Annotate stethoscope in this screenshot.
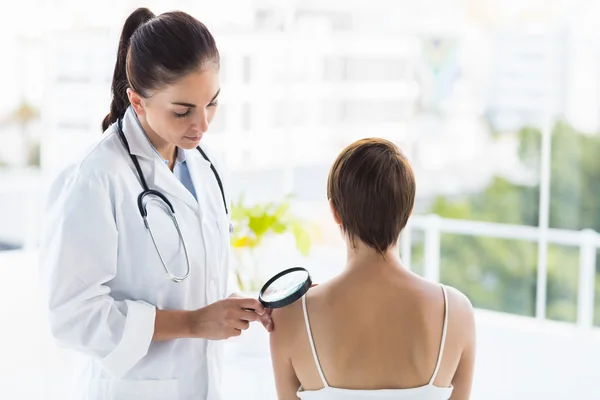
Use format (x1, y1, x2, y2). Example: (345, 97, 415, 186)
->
(117, 118, 228, 283)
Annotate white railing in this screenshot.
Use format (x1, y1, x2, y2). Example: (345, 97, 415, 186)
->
(405, 214, 599, 329)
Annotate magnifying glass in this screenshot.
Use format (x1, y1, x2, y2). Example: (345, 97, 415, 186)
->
(258, 267, 312, 309)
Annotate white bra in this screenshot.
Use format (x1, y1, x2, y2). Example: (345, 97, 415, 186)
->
(297, 285, 453, 400)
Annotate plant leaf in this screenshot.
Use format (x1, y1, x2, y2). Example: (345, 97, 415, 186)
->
(274, 200, 290, 218)
(271, 221, 287, 234)
(292, 221, 311, 256)
(232, 236, 257, 248)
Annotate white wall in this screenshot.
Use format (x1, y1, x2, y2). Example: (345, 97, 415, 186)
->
(1, 250, 600, 399)
(471, 310, 600, 399)
(0, 171, 43, 247)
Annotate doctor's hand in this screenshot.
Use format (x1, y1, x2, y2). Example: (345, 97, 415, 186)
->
(189, 297, 269, 340)
(229, 292, 273, 333)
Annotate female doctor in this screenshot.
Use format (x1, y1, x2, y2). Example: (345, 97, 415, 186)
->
(38, 8, 272, 400)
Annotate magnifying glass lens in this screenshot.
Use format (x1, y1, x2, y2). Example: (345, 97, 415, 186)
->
(261, 270, 309, 303)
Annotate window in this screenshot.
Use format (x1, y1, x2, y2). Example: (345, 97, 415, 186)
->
(210, 104, 226, 133)
(324, 57, 408, 82)
(242, 56, 252, 84)
(273, 100, 307, 127)
(320, 99, 410, 125)
(242, 103, 252, 131)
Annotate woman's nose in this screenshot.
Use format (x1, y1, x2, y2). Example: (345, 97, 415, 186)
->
(192, 112, 209, 133)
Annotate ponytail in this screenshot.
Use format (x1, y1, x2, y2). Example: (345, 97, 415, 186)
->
(102, 9, 219, 132)
(101, 8, 155, 132)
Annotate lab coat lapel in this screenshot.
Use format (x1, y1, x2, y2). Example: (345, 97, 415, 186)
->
(121, 107, 199, 213)
(152, 158, 199, 213)
(186, 148, 217, 218)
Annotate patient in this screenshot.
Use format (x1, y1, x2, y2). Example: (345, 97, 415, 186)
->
(270, 138, 475, 400)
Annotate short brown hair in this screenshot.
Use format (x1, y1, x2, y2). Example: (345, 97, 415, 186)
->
(327, 138, 415, 253)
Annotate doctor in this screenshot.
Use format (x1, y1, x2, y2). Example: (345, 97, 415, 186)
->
(39, 7, 272, 400)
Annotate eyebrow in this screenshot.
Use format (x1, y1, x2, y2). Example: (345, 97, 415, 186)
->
(171, 88, 221, 108)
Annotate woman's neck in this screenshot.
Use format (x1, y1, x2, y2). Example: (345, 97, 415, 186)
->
(137, 114, 177, 170)
(345, 239, 404, 272)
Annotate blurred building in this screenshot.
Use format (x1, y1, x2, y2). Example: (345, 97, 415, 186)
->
(36, 0, 600, 217)
(484, 27, 570, 133)
(40, 0, 422, 204)
(484, 4, 600, 134)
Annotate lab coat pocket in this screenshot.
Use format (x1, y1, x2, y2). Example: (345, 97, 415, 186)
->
(89, 378, 179, 400)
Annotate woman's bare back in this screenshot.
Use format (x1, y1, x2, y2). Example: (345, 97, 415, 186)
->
(271, 264, 475, 399)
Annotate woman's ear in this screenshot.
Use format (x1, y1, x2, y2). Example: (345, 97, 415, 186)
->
(328, 198, 342, 226)
(126, 88, 146, 117)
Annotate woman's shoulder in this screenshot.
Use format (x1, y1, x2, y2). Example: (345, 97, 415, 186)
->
(441, 284, 474, 319)
(419, 280, 474, 328)
(405, 276, 475, 342)
(65, 130, 127, 178)
(270, 284, 328, 352)
(82, 128, 127, 168)
(271, 292, 307, 338)
(441, 284, 476, 346)
(47, 131, 127, 198)
(410, 272, 474, 317)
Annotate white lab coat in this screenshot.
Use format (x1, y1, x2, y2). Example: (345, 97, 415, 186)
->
(39, 107, 233, 400)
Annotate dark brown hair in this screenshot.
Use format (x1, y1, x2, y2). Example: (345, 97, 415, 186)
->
(327, 138, 416, 254)
(102, 8, 220, 131)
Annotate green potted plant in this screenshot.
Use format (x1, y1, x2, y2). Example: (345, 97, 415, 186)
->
(230, 194, 313, 293)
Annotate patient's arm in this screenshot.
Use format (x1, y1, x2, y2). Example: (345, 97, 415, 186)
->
(449, 289, 476, 400)
(270, 308, 302, 400)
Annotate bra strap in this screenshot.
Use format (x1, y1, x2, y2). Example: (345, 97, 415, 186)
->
(429, 284, 449, 385)
(302, 295, 329, 388)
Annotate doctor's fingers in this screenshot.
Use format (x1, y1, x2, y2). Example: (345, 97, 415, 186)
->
(230, 318, 250, 331)
(236, 309, 262, 322)
(258, 311, 274, 332)
(230, 298, 266, 315)
(228, 328, 243, 338)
